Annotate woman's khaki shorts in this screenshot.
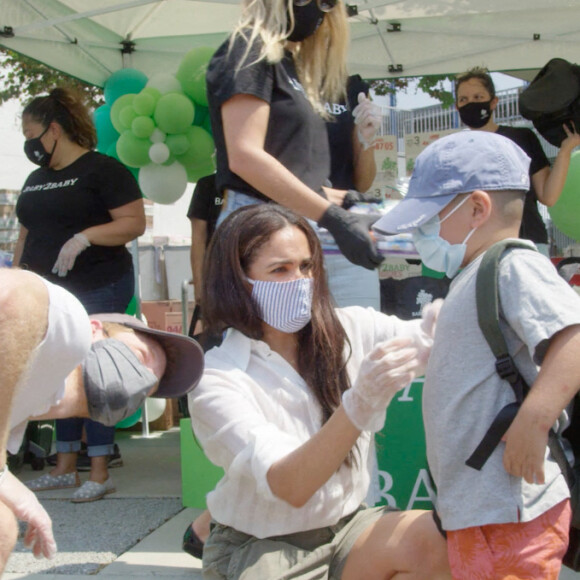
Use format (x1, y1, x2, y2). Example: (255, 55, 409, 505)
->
(202, 505, 396, 580)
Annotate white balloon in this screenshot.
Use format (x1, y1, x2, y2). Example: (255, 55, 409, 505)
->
(146, 72, 182, 95)
(139, 398, 166, 423)
(150, 127, 166, 144)
(149, 142, 170, 164)
(139, 162, 188, 204)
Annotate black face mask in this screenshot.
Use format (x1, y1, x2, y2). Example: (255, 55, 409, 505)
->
(288, 2, 325, 42)
(458, 100, 493, 129)
(24, 125, 55, 167)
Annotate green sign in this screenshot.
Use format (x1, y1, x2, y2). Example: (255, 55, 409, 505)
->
(374, 379, 436, 510)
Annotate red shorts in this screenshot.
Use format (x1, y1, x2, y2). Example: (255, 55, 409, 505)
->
(447, 499, 571, 580)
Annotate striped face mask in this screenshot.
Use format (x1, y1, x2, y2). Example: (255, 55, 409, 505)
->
(248, 277, 313, 333)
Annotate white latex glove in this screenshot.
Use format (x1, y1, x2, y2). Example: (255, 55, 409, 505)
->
(342, 337, 419, 432)
(52, 233, 90, 277)
(417, 298, 443, 366)
(352, 92, 381, 150)
(395, 298, 444, 374)
(0, 468, 57, 559)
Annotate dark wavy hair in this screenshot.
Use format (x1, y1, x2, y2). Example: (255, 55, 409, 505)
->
(23, 87, 97, 150)
(455, 66, 496, 101)
(202, 204, 353, 429)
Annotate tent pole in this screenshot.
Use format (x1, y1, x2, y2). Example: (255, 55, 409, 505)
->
(118, 49, 150, 437)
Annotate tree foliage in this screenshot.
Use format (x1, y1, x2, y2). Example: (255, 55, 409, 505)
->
(0, 48, 103, 108)
(372, 74, 456, 109)
(0, 47, 456, 110)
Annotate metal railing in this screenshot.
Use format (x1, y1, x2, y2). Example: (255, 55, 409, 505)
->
(377, 87, 574, 254)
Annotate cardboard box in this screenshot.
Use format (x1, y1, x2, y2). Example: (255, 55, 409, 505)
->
(141, 300, 174, 331)
(165, 311, 187, 335)
(141, 300, 194, 333)
(149, 398, 180, 431)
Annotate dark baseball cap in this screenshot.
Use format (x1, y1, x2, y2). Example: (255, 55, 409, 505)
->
(93, 313, 204, 398)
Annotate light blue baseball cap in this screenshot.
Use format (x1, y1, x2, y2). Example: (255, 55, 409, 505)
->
(373, 130, 531, 235)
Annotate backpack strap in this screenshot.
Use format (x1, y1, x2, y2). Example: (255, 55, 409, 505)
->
(466, 241, 576, 489)
(476, 240, 533, 401)
(466, 240, 537, 470)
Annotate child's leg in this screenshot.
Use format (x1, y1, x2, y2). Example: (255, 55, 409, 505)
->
(447, 499, 571, 580)
(340, 509, 450, 579)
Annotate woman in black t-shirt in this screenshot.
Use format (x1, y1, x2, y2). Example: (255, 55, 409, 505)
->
(455, 66, 580, 254)
(206, 0, 382, 273)
(15, 88, 146, 503)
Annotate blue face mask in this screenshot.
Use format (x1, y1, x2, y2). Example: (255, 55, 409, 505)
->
(412, 196, 476, 279)
(247, 277, 313, 333)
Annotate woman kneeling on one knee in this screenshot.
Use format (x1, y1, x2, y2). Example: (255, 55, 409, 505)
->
(188, 204, 450, 579)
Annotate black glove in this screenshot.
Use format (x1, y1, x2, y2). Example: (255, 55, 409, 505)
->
(342, 189, 381, 210)
(318, 204, 384, 270)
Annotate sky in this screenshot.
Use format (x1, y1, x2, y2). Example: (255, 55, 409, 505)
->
(1, 99, 35, 190)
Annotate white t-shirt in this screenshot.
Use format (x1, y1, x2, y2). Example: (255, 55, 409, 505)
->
(8, 276, 91, 454)
(188, 306, 423, 538)
(424, 243, 580, 531)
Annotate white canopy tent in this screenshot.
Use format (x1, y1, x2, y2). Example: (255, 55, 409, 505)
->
(1, 0, 579, 86)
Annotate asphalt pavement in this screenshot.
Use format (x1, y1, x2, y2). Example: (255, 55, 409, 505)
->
(4, 427, 203, 579)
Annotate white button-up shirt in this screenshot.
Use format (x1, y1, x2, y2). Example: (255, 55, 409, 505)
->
(188, 306, 423, 538)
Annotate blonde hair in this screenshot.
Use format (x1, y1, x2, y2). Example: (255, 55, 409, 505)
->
(231, 0, 348, 115)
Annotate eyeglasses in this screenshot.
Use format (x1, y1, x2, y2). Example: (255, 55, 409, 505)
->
(293, 0, 338, 13)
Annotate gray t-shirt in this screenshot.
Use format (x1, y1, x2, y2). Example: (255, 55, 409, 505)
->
(424, 241, 580, 531)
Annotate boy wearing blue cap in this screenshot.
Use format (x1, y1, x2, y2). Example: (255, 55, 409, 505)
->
(374, 130, 580, 578)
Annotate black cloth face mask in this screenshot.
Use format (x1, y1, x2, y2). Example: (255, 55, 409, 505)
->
(458, 100, 493, 129)
(24, 125, 55, 167)
(288, 2, 325, 42)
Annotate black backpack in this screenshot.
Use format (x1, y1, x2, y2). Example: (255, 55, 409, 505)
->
(466, 239, 580, 571)
(519, 58, 580, 147)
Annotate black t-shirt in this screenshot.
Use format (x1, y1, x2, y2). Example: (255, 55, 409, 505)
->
(325, 75, 370, 190)
(206, 34, 330, 201)
(495, 125, 550, 244)
(186, 174, 222, 243)
(17, 151, 142, 293)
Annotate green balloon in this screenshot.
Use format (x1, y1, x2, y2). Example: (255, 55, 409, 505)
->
(202, 114, 213, 136)
(175, 125, 214, 169)
(154, 93, 195, 134)
(186, 161, 216, 184)
(94, 104, 119, 153)
(110, 94, 136, 134)
(166, 133, 190, 156)
(193, 104, 209, 127)
(104, 68, 148, 106)
(176, 46, 215, 106)
(119, 105, 138, 131)
(133, 92, 156, 117)
(141, 86, 161, 101)
(116, 130, 151, 168)
(116, 408, 142, 429)
(106, 142, 140, 182)
(125, 295, 138, 315)
(132, 115, 156, 139)
(549, 150, 580, 241)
